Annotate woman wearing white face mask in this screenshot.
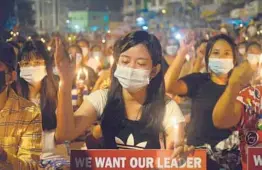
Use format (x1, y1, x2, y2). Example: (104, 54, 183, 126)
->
(54, 31, 194, 157)
(85, 45, 106, 74)
(246, 42, 262, 84)
(77, 39, 90, 59)
(165, 34, 242, 170)
(246, 42, 262, 69)
(67, 44, 98, 111)
(17, 40, 69, 169)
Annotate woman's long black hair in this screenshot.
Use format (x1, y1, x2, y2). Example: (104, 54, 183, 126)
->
(100, 30, 167, 148)
(17, 40, 58, 131)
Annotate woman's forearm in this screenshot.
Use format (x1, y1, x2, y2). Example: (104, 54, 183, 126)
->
(55, 81, 75, 143)
(212, 84, 242, 129)
(165, 54, 186, 94)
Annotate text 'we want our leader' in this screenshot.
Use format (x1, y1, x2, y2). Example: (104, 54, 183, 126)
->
(73, 157, 203, 169)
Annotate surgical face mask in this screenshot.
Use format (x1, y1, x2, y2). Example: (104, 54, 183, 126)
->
(114, 65, 151, 93)
(185, 54, 191, 62)
(81, 47, 89, 56)
(76, 53, 82, 65)
(202, 58, 206, 65)
(220, 28, 228, 34)
(20, 66, 47, 84)
(53, 67, 59, 75)
(247, 54, 260, 65)
(69, 53, 82, 65)
(92, 51, 102, 61)
(0, 71, 6, 93)
(166, 46, 178, 56)
(247, 26, 257, 37)
(239, 48, 246, 55)
(208, 58, 234, 75)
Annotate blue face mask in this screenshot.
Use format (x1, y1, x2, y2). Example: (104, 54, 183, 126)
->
(208, 58, 234, 75)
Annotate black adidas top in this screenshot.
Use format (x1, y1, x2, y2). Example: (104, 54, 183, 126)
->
(114, 119, 161, 149)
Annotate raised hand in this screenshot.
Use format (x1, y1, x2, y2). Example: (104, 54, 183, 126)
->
(54, 38, 76, 83)
(228, 61, 254, 88)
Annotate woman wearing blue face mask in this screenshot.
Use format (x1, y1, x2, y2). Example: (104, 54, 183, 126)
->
(54, 31, 193, 156)
(165, 34, 241, 170)
(17, 40, 69, 169)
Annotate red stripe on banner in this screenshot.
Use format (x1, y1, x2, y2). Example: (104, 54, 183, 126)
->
(70, 149, 207, 170)
(248, 147, 262, 170)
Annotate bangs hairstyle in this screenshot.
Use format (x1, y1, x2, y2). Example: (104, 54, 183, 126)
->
(77, 39, 90, 48)
(246, 41, 262, 52)
(101, 31, 167, 148)
(18, 40, 58, 131)
(19, 40, 49, 62)
(205, 34, 238, 72)
(195, 39, 208, 51)
(68, 44, 82, 53)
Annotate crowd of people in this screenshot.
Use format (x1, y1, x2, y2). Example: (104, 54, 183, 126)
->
(0, 23, 262, 170)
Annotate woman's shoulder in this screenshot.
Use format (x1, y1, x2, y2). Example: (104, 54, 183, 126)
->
(164, 99, 180, 110)
(164, 99, 183, 116)
(162, 99, 185, 129)
(89, 89, 109, 97)
(85, 89, 109, 105)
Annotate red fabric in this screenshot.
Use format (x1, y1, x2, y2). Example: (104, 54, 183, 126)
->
(236, 85, 262, 170)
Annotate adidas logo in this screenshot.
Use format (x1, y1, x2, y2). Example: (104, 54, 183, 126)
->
(115, 134, 147, 150)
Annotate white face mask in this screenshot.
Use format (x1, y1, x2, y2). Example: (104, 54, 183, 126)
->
(53, 67, 59, 75)
(114, 65, 151, 93)
(208, 58, 234, 75)
(247, 54, 260, 65)
(92, 52, 102, 61)
(76, 53, 82, 65)
(239, 48, 246, 55)
(69, 53, 82, 65)
(247, 26, 257, 37)
(220, 28, 228, 34)
(185, 54, 192, 62)
(81, 47, 89, 56)
(20, 66, 47, 84)
(166, 46, 178, 56)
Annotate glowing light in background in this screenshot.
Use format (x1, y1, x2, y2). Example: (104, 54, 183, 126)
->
(142, 26, 148, 30)
(47, 46, 52, 51)
(175, 33, 182, 40)
(74, 25, 79, 29)
(41, 38, 46, 43)
(136, 17, 145, 26)
(161, 9, 167, 14)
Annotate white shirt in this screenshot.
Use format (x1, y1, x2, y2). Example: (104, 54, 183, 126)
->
(80, 89, 185, 131)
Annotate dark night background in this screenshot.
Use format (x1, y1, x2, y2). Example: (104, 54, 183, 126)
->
(0, 0, 123, 39)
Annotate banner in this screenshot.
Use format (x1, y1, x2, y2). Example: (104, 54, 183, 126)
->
(248, 147, 262, 170)
(71, 149, 206, 170)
